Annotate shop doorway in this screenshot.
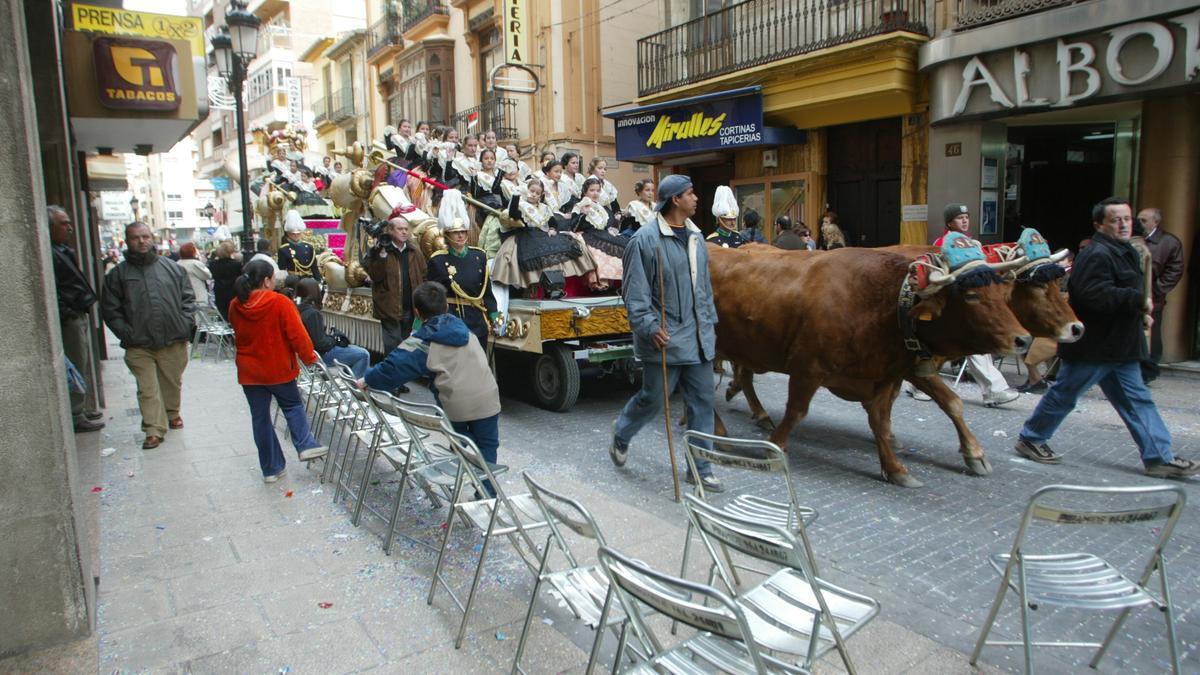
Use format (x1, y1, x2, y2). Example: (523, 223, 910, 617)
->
(1004, 124, 1114, 251)
(679, 162, 734, 234)
(826, 118, 901, 247)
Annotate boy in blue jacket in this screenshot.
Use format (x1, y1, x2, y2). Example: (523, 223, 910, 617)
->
(360, 282, 503, 484)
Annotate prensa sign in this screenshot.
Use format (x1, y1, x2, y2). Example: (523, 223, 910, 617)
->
(93, 36, 181, 111)
(927, 9, 1200, 123)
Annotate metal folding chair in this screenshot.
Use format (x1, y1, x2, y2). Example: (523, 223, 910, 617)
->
(679, 431, 819, 589)
(596, 545, 810, 674)
(327, 362, 398, 520)
(365, 391, 459, 554)
(971, 484, 1186, 674)
(684, 495, 879, 674)
(513, 472, 640, 675)
(427, 427, 549, 649)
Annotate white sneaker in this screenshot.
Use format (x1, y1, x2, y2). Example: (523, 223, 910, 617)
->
(983, 389, 1020, 408)
(298, 445, 328, 461)
(263, 466, 287, 483)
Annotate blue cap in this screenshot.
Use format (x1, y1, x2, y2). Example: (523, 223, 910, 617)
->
(654, 174, 693, 213)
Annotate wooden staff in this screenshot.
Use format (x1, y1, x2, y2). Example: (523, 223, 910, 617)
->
(656, 246, 682, 502)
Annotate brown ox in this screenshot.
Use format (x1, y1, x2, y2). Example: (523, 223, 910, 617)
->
(724, 245, 1083, 477)
(708, 245, 1031, 487)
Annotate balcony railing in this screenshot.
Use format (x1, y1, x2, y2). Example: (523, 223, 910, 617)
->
(313, 96, 330, 126)
(367, 13, 402, 59)
(955, 0, 1085, 29)
(451, 96, 518, 142)
(332, 86, 355, 123)
(402, 0, 448, 30)
(637, 0, 928, 97)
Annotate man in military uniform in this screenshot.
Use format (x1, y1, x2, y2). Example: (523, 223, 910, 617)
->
(426, 191, 498, 349)
(705, 185, 745, 248)
(278, 210, 322, 282)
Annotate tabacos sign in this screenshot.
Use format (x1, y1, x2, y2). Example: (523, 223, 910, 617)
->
(930, 9, 1200, 122)
(612, 91, 764, 161)
(92, 36, 181, 111)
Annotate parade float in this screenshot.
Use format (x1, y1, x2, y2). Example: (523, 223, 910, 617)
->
(314, 137, 635, 412)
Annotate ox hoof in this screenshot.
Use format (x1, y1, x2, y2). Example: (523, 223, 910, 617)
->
(886, 471, 924, 488)
(752, 414, 775, 431)
(724, 385, 740, 402)
(964, 455, 993, 476)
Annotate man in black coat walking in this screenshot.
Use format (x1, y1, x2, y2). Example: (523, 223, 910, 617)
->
(1013, 197, 1198, 478)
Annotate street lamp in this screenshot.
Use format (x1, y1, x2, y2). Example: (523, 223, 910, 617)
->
(210, 0, 261, 251)
(201, 201, 215, 231)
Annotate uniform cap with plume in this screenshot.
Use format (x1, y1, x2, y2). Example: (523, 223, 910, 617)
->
(438, 189, 470, 233)
(711, 185, 739, 220)
(284, 209, 306, 233)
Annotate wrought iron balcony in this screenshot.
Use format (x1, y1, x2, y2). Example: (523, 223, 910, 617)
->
(955, 0, 1086, 29)
(312, 96, 330, 126)
(637, 0, 928, 97)
(331, 86, 355, 124)
(367, 13, 402, 59)
(402, 0, 448, 31)
(451, 97, 518, 142)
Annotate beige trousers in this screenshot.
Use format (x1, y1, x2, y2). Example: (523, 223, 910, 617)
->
(61, 313, 95, 421)
(124, 341, 189, 437)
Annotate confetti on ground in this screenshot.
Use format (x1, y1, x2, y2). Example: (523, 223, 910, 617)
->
(91, 486, 103, 493)
(495, 631, 506, 640)
(203, 536, 213, 542)
(127, 472, 135, 478)
(992, 430, 1009, 438)
(100, 447, 116, 457)
(285, 491, 294, 498)
(279, 667, 290, 674)
(155, 525, 166, 530)
(541, 617, 554, 626)
(317, 602, 333, 609)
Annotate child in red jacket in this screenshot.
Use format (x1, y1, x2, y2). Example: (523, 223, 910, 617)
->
(229, 260, 327, 482)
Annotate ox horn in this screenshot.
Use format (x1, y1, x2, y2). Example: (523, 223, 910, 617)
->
(1048, 248, 1069, 263)
(987, 256, 1028, 273)
(926, 266, 959, 288)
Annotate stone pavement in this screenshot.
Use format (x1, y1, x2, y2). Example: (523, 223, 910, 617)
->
(14, 332, 1006, 675)
(10, 329, 1199, 673)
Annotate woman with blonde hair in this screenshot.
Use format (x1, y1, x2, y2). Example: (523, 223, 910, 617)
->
(819, 210, 847, 249)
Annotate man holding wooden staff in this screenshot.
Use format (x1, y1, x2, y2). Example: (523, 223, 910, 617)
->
(609, 174, 724, 493)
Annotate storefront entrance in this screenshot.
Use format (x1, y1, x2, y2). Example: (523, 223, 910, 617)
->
(826, 118, 901, 247)
(1003, 124, 1115, 251)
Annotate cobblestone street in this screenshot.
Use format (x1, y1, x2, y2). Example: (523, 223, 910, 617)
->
(54, 336, 1200, 673)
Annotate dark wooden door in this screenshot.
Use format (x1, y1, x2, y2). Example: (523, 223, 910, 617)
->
(827, 118, 902, 247)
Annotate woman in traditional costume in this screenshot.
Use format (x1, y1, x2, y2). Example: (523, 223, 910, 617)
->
(540, 160, 565, 212)
(559, 151, 584, 212)
(563, 177, 625, 288)
(492, 177, 598, 291)
(587, 158, 620, 217)
(621, 179, 655, 237)
(471, 148, 504, 254)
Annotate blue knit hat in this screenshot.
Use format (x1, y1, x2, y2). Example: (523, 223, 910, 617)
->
(655, 174, 693, 213)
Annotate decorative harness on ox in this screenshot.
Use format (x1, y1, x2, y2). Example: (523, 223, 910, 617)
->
(898, 231, 1031, 376)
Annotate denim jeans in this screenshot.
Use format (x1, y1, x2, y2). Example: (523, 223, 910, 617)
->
(615, 360, 714, 477)
(322, 345, 371, 379)
(451, 413, 500, 497)
(1020, 359, 1174, 466)
(243, 380, 323, 477)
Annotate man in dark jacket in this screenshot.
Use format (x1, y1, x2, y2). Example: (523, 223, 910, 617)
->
(1013, 197, 1198, 478)
(50, 205, 104, 432)
(772, 215, 804, 250)
(102, 222, 196, 449)
(1138, 207, 1185, 382)
(366, 213, 427, 354)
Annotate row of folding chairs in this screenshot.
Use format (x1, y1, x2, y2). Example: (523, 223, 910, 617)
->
(191, 308, 235, 360)
(286, 362, 1185, 674)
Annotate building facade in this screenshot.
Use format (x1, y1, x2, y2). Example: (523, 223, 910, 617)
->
(922, 0, 1200, 361)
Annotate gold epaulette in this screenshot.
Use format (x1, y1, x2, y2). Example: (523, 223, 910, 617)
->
(429, 249, 449, 258)
(705, 232, 719, 240)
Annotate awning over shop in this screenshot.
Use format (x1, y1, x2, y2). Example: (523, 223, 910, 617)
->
(85, 154, 128, 191)
(603, 87, 804, 164)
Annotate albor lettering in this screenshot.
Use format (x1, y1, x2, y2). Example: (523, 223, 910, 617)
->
(644, 112, 727, 149)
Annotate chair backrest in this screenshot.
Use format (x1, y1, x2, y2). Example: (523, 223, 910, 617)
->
(523, 472, 607, 568)
(373, 393, 452, 466)
(443, 427, 501, 494)
(597, 545, 777, 673)
(683, 494, 810, 576)
(1012, 484, 1187, 563)
(682, 430, 804, 526)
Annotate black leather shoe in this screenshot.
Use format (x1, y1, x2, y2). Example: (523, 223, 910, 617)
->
(84, 410, 104, 421)
(74, 419, 105, 432)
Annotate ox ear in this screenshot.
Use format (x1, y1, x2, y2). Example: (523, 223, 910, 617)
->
(910, 292, 947, 322)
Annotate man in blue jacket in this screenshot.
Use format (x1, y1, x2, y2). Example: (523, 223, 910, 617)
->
(610, 174, 723, 492)
(360, 282, 502, 484)
(1014, 197, 1198, 478)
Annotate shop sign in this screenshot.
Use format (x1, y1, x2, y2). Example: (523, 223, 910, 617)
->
(93, 37, 181, 111)
(930, 9, 1200, 122)
(503, 0, 528, 65)
(72, 2, 204, 57)
(99, 191, 133, 222)
(613, 92, 764, 160)
(210, 177, 231, 191)
(286, 77, 303, 127)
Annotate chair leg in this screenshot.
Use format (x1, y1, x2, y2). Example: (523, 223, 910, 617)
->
(672, 522, 695, 636)
(971, 561, 1015, 666)
(456, 514, 500, 648)
(512, 537, 553, 675)
(351, 445, 379, 526)
(586, 589, 615, 675)
(611, 621, 629, 675)
(428, 474, 465, 606)
(383, 469, 413, 556)
(1017, 561, 1034, 674)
